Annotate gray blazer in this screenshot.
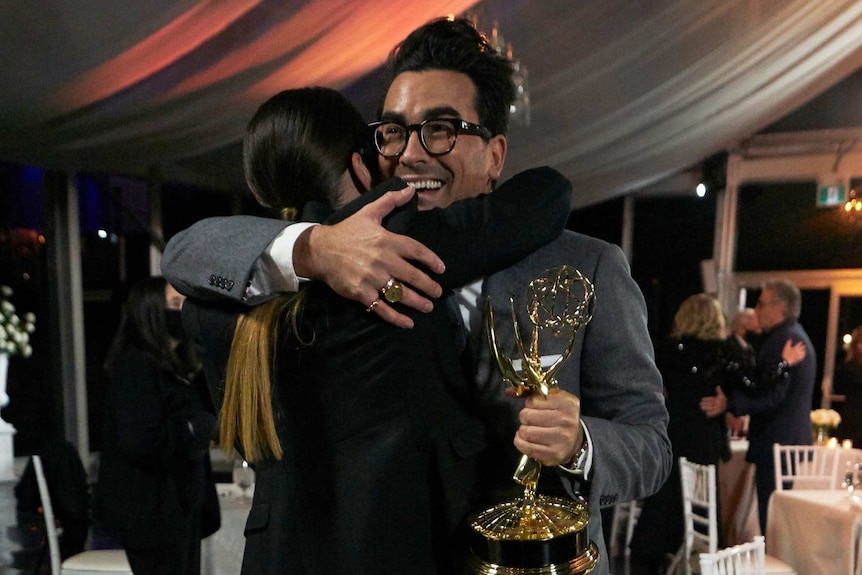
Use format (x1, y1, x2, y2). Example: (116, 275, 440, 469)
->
(472, 231, 671, 575)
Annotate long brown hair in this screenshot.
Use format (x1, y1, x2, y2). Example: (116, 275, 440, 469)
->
(220, 88, 368, 462)
(104, 276, 199, 380)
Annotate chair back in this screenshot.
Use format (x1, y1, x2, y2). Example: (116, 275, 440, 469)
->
(699, 535, 766, 575)
(773, 444, 840, 490)
(32, 454, 133, 575)
(670, 457, 719, 575)
(32, 455, 62, 575)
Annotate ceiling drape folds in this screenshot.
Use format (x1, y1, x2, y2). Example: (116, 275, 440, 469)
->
(1, 0, 861, 207)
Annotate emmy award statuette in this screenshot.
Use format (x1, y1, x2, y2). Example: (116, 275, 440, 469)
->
(466, 266, 599, 575)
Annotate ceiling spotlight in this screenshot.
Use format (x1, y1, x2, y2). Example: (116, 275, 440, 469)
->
(696, 183, 707, 197)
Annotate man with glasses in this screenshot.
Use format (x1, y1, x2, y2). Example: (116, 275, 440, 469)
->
(164, 17, 670, 573)
(728, 278, 815, 533)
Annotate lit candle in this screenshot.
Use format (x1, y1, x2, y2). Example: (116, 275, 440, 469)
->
(827, 437, 838, 448)
(842, 439, 853, 449)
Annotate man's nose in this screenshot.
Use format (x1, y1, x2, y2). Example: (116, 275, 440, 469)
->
(399, 129, 428, 164)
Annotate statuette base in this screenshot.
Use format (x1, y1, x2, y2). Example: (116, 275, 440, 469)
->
(467, 495, 598, 574)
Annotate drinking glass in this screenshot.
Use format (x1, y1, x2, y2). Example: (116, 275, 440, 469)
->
(841, 462, 861, 501)
(232, 458, 255, 500)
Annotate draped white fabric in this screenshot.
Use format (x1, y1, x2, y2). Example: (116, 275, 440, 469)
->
(1, 0, 861, 208)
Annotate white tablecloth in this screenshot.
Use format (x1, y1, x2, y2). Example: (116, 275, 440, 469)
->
(766, 489, 862, 575)
(202, 483, 252, 575)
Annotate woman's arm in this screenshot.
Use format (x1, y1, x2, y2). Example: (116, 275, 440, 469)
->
(329, 167, 572, 291)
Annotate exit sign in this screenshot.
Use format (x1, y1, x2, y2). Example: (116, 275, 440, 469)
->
(817, 185, 847, 207)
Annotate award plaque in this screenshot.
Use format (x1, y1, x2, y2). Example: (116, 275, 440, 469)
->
(467, 266, 599, 575)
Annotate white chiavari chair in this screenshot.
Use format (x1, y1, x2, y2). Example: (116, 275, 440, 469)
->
(773, 443, 841, 491)
(32, 455, 132, 575)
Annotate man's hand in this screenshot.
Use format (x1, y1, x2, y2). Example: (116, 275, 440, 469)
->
(699, 385, 727, 418)
(512, 389, 583, 467)
(293, 187, 445, 328)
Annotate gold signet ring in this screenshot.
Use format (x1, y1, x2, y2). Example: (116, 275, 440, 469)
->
(366, 298, 381, 313)
(380, 278, 404, 303)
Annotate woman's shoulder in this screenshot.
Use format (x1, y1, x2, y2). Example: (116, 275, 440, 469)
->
(659, 336, 723, 354)
(658, 337, 725, 372)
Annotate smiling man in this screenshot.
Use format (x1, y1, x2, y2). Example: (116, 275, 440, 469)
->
(374, 70, 506, 210)
(162, 17, 670, 574)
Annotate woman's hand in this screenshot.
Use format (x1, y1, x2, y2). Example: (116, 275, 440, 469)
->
(781, 339, 806, 366)
(699, 385, 727, 418)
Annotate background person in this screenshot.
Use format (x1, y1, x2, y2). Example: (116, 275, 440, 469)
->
(163, 18, 672, 574)
(727, 278, 815, 533)
(833, 325, 862, 446)
(95, 277, 219, 575)
(629, 294, 731, 574)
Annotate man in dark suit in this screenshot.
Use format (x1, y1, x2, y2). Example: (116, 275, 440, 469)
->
(163, 18, 671, 575)
(728, 279, 816, 532)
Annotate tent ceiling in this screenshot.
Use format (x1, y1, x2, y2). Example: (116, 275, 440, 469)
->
(2, 0, 862, 209)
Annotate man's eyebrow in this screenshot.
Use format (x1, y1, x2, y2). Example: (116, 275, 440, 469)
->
(379, 111, 407, 124)
(378, 106, 463, 124)
(422, 105, 461, 119)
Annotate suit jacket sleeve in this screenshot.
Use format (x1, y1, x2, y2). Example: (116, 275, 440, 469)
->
(162, 167, 571, 302)
(162, 216, 291, 303)
(476, 234, 671, 510)
(562, 242, 671, 505)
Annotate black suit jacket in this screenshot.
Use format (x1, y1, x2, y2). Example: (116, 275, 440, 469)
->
(182, 167, 571, 574)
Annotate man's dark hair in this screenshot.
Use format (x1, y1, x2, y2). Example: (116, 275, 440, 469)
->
(389, 17, 515, 137)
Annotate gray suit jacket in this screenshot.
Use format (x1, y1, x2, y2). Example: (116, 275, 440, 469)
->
(472, 231, 671, 575)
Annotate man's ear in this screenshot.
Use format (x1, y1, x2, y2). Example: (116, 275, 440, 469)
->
(351, 152, 372, 192)
(487, 135, 507, 181)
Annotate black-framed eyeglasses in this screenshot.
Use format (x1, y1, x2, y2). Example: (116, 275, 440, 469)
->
(368, 118, 493, 158)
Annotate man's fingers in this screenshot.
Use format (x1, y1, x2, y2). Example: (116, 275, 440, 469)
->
(386, 234, 446, 279)
(368, 299, 414, 329)
(364, 285, 433, 327)
(395, 285, 434, 314)
(362, 186, 416, 223)
(385, 253, 443, 299)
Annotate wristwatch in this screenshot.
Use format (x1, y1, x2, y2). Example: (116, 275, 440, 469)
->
(568, 440, 590, 475)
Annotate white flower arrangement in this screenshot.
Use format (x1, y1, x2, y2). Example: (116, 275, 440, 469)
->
(810, 408, 841, 429)
(0, 285, 36, 358)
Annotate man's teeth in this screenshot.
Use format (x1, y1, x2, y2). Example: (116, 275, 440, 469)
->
(407, 180, 442, 190)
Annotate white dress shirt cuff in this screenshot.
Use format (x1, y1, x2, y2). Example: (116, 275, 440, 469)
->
(558, 420, 594, 479)
(244, 222, 317, 302)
